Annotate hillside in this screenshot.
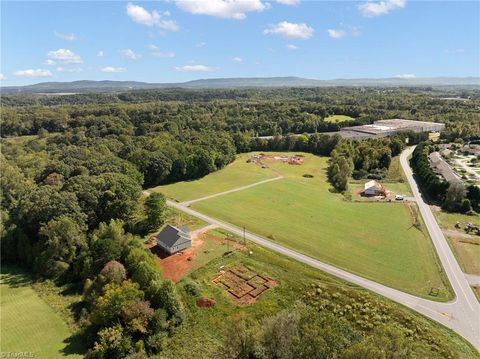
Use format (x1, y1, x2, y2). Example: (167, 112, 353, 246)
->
(2, 76, 479, 94)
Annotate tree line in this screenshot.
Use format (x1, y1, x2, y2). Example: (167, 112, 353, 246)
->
(410, 141, 479, 213)
(2, 87, 479, 140)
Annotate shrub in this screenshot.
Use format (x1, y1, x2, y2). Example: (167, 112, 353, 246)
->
(184, 281, 200, 297)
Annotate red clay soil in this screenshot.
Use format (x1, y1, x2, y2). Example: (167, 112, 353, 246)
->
(212, 265, 278, 306)
(145, 232, 205, 283)
(196, 297, 216, 308)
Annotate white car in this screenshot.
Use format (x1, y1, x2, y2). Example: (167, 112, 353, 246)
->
(395, 194, 404, 201)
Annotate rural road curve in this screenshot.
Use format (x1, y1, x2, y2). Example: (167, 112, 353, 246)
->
(400, 147, 479, 348)
(150, 147, 479, 349)
(181, 175, 283, 206)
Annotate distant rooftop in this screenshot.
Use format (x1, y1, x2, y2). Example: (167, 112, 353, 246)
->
(338, 119, 445, 139)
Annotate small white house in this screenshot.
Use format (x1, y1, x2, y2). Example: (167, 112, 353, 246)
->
(364, 180, 383, 196)
(156, 224, 191, 255)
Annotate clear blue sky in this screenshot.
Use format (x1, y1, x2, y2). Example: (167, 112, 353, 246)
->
(1, 0, 479, 85)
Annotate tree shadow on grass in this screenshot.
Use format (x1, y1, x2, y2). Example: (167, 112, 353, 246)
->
(0, 265, 33, 288)
(62, 331, 88, 356)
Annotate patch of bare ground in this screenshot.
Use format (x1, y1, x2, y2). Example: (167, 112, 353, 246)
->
(443, 229, 476, 240)
(145, 230, 205, 283)
(212, 265, 278, 305)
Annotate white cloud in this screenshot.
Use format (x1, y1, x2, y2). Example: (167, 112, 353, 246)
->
(54, 31, 77, 41)
(126, 3, 178, 31)
(121, 49, 142, 60)
(174, 64, 216, 72)
(395, 74, 416, 79)
(147, 44, 159, 50)
(175, 0, 268, 20)
(14, 69, 53, 77)
(264, 21, 314, 39)
(152, 51, 176, 58)
(57, 67, 83, 73)
(232, 57, 243, 63)
(0, 73, 6, 80)
(47, 49, 83, 64)
(327, 29, 346, 39)
(275, 0, 300, 5)
(286, 44, 299, 50)
(101, 66, 127, 73)
(196, 42, 207, 48)
(359, 0, 406, 17)
(97, 51, 105, 57)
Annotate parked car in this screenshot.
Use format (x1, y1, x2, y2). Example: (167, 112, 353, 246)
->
(395, 194, 404, 201)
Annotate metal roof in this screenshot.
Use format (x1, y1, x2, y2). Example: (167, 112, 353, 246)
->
(156, 224, 191, 249)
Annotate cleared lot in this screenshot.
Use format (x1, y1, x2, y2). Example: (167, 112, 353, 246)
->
(186, 153, 452, 300)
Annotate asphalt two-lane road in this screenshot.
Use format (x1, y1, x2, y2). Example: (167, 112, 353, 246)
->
(151, 146, 479, 349)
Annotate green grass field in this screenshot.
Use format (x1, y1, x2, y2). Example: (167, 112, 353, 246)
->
(0, 268, 82, 358)
(150, 153, 277, 202)
(178, 153, 453, 300)
(324, 114, 355, 123)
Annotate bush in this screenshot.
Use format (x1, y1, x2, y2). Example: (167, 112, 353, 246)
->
(352, 169, 369, 180)
(149, 308, 169, 334)
(145, 331, 169, 355)
(461, 199, 472, 213)
(184, 281, 200, 297)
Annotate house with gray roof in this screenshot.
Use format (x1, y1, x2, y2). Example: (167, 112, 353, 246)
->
(156, 224, 191, 255)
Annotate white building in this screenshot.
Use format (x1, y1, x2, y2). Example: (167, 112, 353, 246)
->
(156, 224, 191, 255)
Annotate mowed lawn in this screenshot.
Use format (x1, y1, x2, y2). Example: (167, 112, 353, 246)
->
(191, 153, 452, 300)
(0, 269, 82, 358)
(151, 153, 277, 202)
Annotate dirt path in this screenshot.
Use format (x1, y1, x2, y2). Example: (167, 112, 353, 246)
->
(180, 175, 284, 206)
(443, 229, 475, 240)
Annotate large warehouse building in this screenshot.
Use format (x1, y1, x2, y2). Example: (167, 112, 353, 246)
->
(332, 119, 445, 140)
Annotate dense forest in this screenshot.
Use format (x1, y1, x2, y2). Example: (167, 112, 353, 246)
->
(1, 87, 479, 358)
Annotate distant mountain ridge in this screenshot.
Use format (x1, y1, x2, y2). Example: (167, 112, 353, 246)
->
(2, 76, 479, 94)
